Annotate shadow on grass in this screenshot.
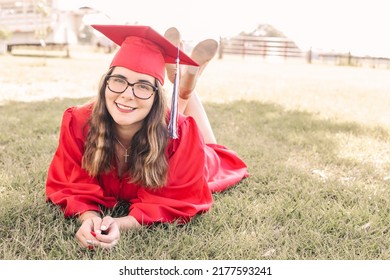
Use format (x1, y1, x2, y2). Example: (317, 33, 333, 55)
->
(0, 98, 389, 259)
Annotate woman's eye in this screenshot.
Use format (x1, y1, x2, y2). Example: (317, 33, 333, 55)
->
(114, 78, 127, 84)
(137, 83, 152, 91)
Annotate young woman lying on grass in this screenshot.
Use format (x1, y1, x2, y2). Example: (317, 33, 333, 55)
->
(46, 25, 248, 249)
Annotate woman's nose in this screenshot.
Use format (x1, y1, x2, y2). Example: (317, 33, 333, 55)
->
(121, 86, 135, 99)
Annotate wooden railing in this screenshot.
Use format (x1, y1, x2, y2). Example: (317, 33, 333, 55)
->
(316, 52, 390, 68)
(0, 14, 51, 32)
(219, 36, 303, 59)
(218, 35, 390, 68)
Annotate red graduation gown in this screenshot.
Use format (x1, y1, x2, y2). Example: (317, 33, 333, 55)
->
(46, 103, 248, 225)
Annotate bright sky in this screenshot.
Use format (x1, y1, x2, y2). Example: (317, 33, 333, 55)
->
(62, 0, 390, 57)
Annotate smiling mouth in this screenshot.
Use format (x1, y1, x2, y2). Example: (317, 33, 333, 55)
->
(116, 102, 136, 112)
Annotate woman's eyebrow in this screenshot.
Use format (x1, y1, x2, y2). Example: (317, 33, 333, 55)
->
(111, 73, 127, 79)
(112, 74, 154, 85)
(137, 79, 155, 85)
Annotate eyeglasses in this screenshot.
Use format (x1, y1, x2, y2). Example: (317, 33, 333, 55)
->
(106, 75, 157, 100)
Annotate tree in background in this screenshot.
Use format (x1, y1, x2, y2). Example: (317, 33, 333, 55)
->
(240, 24, 286, 37)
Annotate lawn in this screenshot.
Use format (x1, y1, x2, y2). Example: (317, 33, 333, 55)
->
(0, 50, 389, 260)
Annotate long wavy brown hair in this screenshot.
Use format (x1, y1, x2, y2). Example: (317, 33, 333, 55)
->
(82, 67, 169, 188)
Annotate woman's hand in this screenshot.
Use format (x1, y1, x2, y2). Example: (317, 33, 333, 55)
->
(75, 211, 141, 249)
(91, 215, 120, 249)
(75, 211, 103, 249)
(76, 211, 120, 249)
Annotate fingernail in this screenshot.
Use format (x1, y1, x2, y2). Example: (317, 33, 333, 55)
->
(88, 245, 94, 251)
(101, 225, 107, 231)
(90, 231, 96, 237)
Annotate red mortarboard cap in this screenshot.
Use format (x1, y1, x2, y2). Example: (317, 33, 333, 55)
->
(91, 24, 198, 85)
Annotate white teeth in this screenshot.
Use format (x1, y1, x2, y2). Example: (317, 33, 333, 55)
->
(117, 103, 135, 110)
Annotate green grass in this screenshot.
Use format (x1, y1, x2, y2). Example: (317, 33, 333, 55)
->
(1, 96, 389, 260)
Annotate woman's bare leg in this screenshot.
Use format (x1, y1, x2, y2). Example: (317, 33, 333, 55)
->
(164, 27, 183, 84)
(178, 39, 218, 114)
(164, 27, 218, 143)
(183, 92, 217, 144)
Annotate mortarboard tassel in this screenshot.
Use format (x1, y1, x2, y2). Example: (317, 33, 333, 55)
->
(168, 47, 180, 139)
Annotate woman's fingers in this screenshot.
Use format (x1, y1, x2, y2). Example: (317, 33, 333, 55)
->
(76, 215, 121, 249)
(75, 216, 102, 249)
(96, 216, 120, 247)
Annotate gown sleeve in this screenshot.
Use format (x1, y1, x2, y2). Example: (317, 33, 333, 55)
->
(129, 116, 213, 225)
(45, 106, 116, 217)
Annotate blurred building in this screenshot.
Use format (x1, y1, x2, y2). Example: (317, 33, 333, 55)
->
(0, 0, 91, 52)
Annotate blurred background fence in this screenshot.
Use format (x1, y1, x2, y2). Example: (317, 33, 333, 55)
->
(219, 35, 390, 69)
(219, 36, 302, 59)
(1, 0, 389, 69)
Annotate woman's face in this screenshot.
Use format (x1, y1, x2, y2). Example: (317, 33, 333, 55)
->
(105, 66, 156, 131)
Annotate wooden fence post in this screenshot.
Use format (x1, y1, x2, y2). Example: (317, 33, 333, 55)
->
(348, 52, 352, 66)
(262, 40, 267, 58)
(307, 48, 312, 64)
(284, 40, 288, 60)
(242, 39, 246, 58)
(218, 37, 223, 59)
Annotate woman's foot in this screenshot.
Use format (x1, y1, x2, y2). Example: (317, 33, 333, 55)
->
(164, 27, 182, 84)
(180, 39, 218, 100)
(190, 39, 219, 76)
